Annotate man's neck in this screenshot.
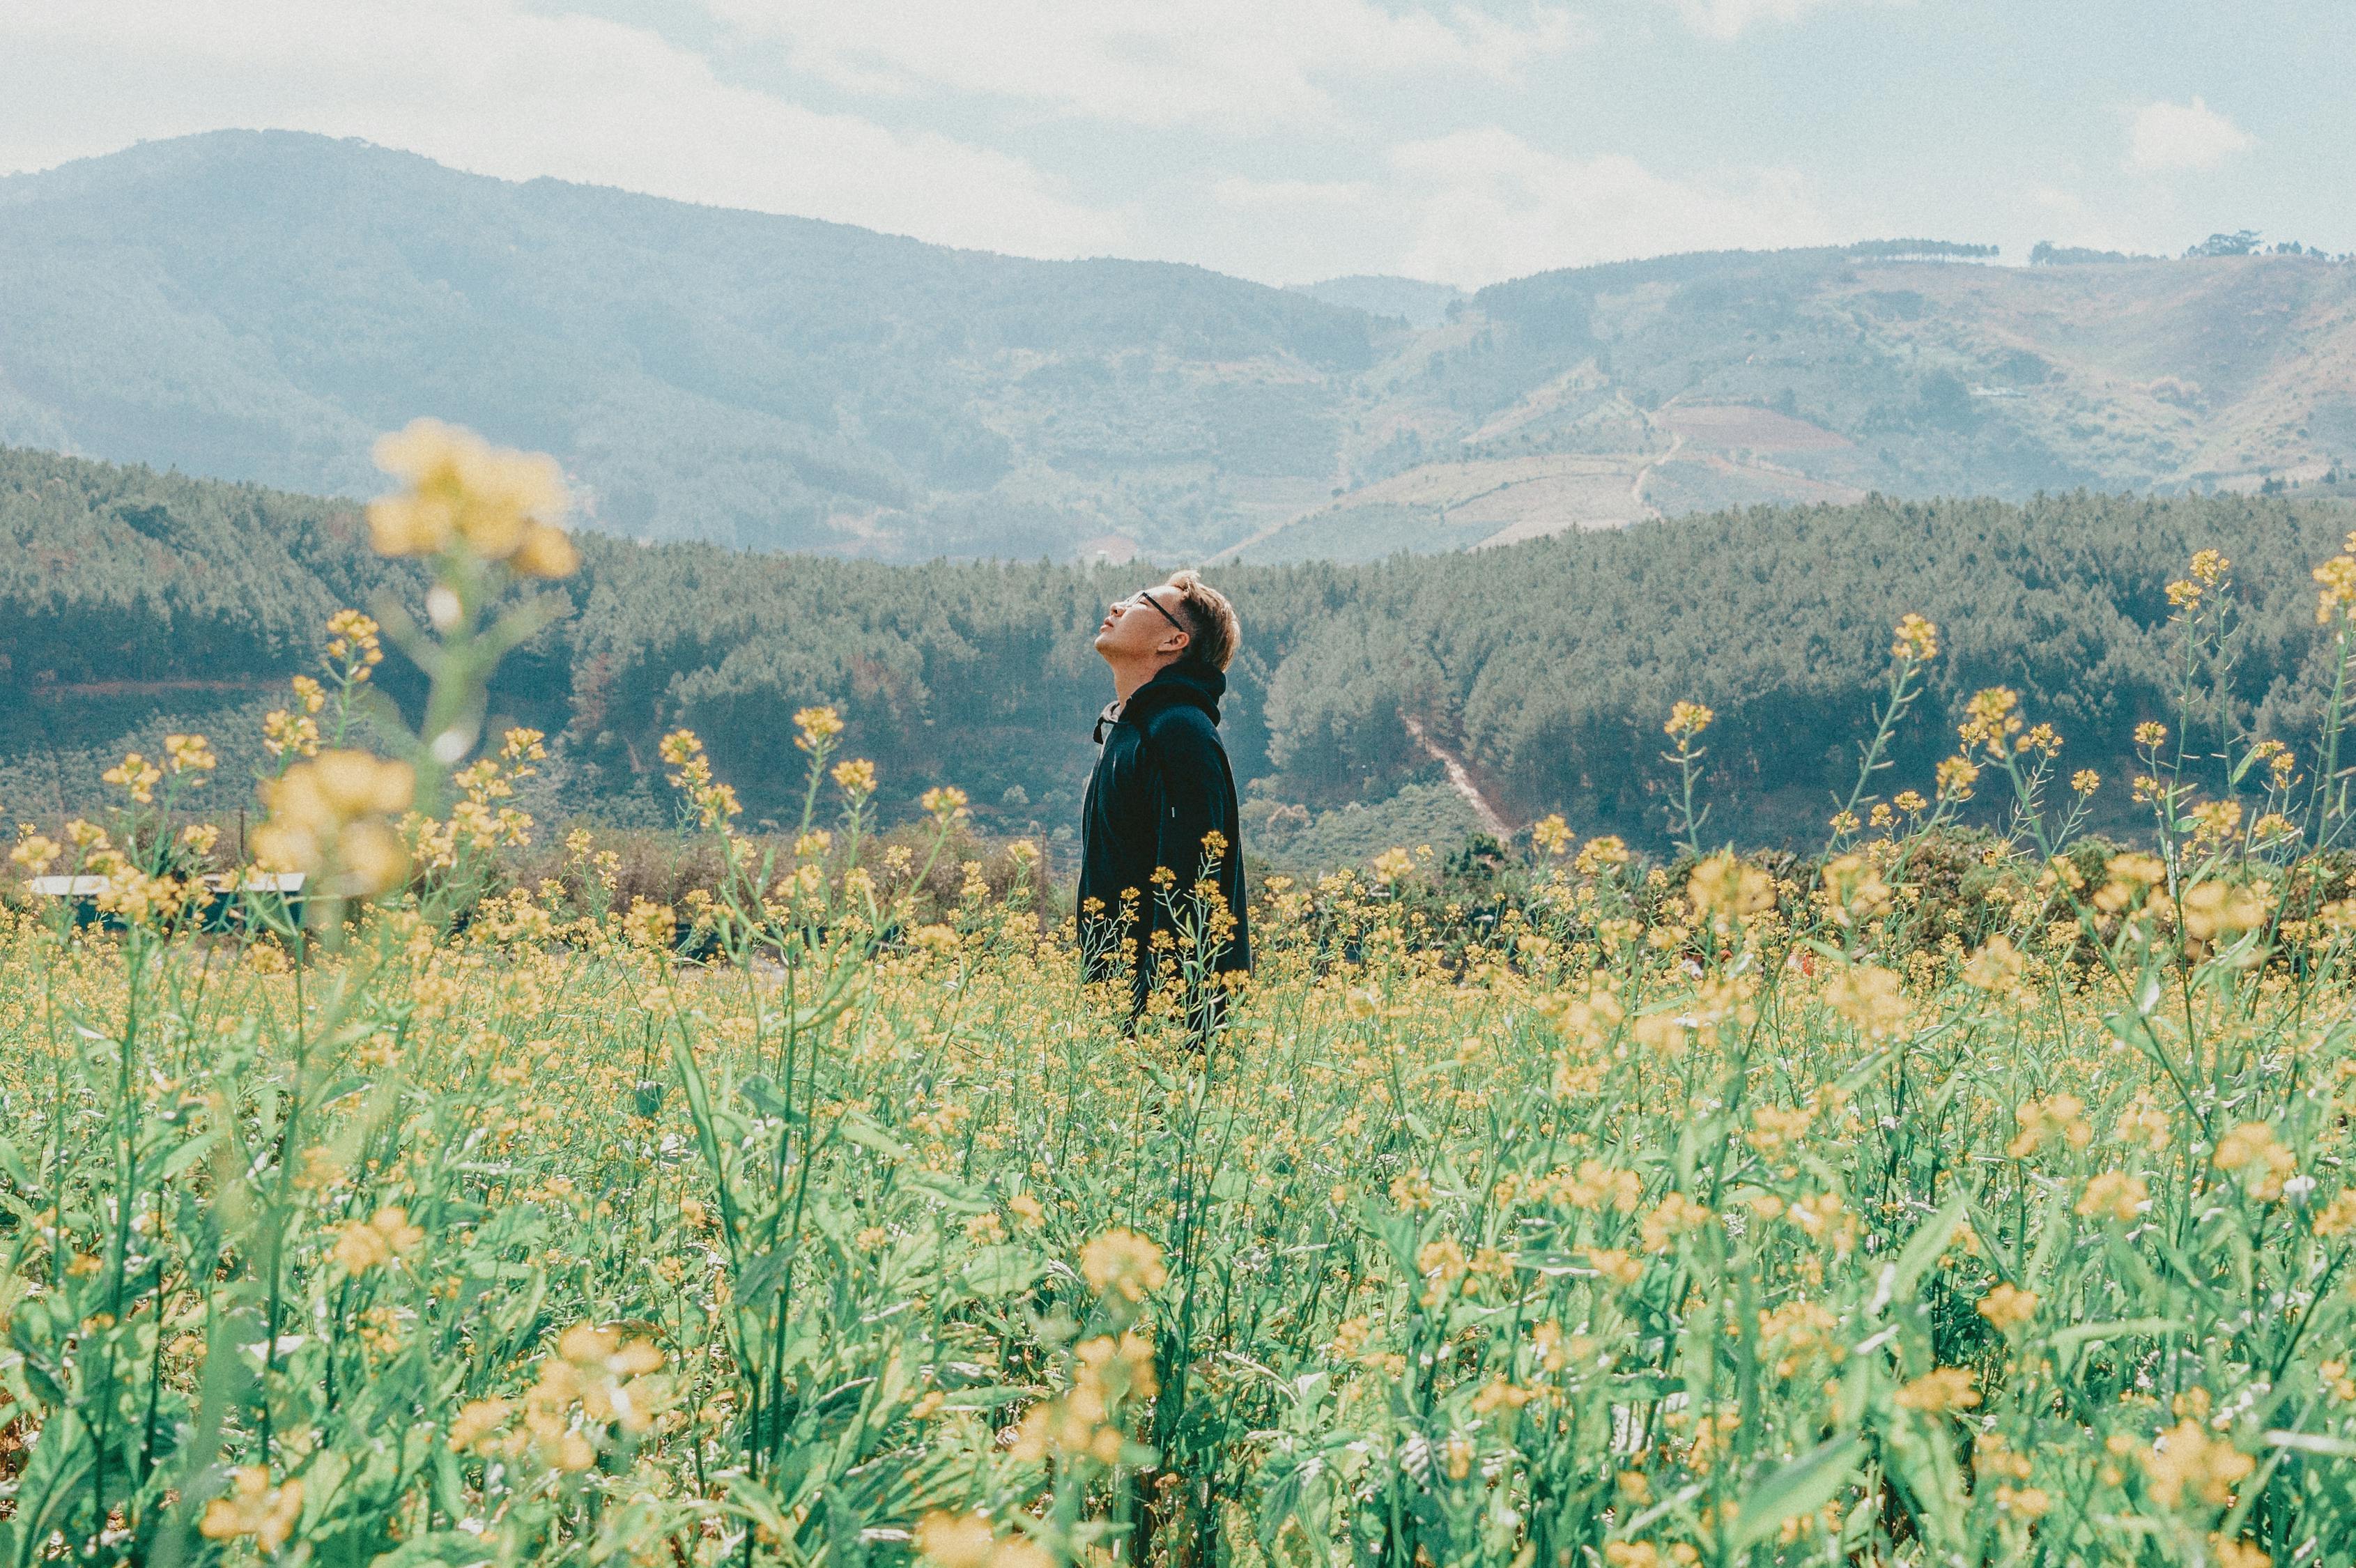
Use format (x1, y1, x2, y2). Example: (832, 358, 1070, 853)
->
(1109, 657, 1172, 706)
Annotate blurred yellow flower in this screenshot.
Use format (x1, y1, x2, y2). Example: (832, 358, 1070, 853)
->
(252, 750, 416, 898)
(199, 1468, 303, 1552)
(2077, 1170, 2149, 1224)
(1079, 1228, 1167, 1302)
(334, 1206, 424, 1273)
(2142, 1420, 2251, 1507)
(1976, 1282, 2038, 1332)
(1894, 1367, 1979, 1414)
(367, 418, 576, 576)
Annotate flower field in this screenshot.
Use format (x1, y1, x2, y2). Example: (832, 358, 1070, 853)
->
(10, 427, 2356, 1566)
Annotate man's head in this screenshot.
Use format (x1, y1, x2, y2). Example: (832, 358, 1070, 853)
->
(1093, 569, 1240, 680)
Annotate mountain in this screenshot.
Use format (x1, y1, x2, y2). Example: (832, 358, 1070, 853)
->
(0, 132, 1380, 562)
(3, 132, 2354, 565)
(1288, 275, 1466, 330)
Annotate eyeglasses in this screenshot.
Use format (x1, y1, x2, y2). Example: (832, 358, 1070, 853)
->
(1121, 590, 1193, 640)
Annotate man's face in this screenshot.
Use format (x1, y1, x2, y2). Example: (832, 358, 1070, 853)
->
(1094, 585, 1190, 666)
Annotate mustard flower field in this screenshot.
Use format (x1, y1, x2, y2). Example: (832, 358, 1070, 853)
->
(11, 426, 2356, 1567)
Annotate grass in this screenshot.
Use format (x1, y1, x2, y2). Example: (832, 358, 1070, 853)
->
(10, 427, 2356, 1566)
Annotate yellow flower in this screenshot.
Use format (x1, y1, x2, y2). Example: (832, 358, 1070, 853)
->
(623, 898, 677, 952)
(333, 1205, 424, 1273)
(2214, 1122, 2295, 1201)
(1586, 1246, 1645, 1288)
(1891, 613, 1939, 663)
(1639, 1192, 1711, 1253)
(2077, 1170, 2149, 1224)
(2071, 768, 2101, 796)
(1934, 757, 1979, 801)
(1894, 1367, 1979, 1414)
(449, 1397, 512, 1453)
(1962, 935, 2024, 992)
(2311, 1190, 2356, 1238)
(10, 831, 61, 876)
(1824, 962, 1907, 1039)
(1958, 686, 2022, 753)
(1575, 835, 1630, 875)
(1372, 847, 1417, 885)
(1531, 813, 1572, 855)
(252, 750, 417, 898)
(2315, 553, 2356, 624)
(164, 732, 217, 776)
(1663, 700, 1714, 741)
(913, 1512, 997, 1568)
(2180, 879, 2271, 942)
(794, 705, 846, 751)
(2210, 1538, 2270, 1568)
(2141, 1420, 2251, 1507)
(1079, 1228, 1167, 1302)
(199, 1468, 304, 1552)
(2008, 1095, 2091, 1159)
(1975, 1282, 2039, 1332)
(1688, 852, 1773, 930)
(831, 758, 878, 797)
(103, 753, 163, 804)
(367, 418, 575, 576)
(1822, 852, 1891, 926)
(922, 786, 971, 824)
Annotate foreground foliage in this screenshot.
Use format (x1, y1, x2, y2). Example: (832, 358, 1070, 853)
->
(17, 424, 2356, 1566)
(13, 785, 2356, 1567)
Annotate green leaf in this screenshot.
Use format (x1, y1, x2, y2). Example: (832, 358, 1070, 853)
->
(837, 1110, 909, 1161)
(960, 1246, 1045, 1298)
(1888, 1194, 1966, 1306)
(1728, 1435, 1864, 1551)
(2048, 1316, 2184, 1355)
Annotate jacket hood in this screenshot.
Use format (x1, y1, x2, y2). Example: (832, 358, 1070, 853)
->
(1121, 662, 1225, 729)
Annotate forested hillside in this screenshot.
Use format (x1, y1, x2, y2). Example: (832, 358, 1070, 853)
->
(9, 445, 2355, 859)
(4, 132, 2353, 567)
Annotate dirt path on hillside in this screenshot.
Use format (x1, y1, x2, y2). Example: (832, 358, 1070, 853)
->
(1400, 714, 1509, 838)
(1629, 422, 1684, 516)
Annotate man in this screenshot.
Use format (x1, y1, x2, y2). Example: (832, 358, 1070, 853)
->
(1079, 569, 1251, 1030)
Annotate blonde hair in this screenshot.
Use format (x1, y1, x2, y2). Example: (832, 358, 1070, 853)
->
(1163, 569, 1240, 672)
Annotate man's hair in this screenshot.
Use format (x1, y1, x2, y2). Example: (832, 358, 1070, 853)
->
(1163, 570, 1240, 672)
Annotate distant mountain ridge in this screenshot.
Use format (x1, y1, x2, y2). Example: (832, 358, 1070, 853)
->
(3, 131, 2353, 564)
(1288, 275, 1466, 330)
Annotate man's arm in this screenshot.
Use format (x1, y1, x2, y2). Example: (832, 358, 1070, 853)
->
(1146, 709, 1233, 893)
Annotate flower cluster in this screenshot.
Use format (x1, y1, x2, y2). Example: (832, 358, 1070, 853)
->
(366, 417, 579, 576)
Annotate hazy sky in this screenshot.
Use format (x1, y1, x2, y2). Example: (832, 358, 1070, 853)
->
(4, 1, 2350, 287)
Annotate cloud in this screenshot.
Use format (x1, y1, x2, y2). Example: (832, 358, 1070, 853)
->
(2126, 96, 2256, 173)
(1384, 127, 1831, 284)
(0, 0, 1121, 259)
(1662, 0, 1861, 41)
(1210, 176, 1381, 210)
(704, 0, 1582, 132)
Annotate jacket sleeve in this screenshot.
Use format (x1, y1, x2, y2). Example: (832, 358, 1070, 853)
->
(1146, 709, 1233, 894)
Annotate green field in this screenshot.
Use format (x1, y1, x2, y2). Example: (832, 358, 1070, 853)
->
(13, 429, 2356, 1565)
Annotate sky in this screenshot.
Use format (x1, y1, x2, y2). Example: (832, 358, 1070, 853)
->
(3, 0, 2350, 289)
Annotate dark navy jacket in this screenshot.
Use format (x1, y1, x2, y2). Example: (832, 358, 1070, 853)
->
(1078, 662, 1252, 1016)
